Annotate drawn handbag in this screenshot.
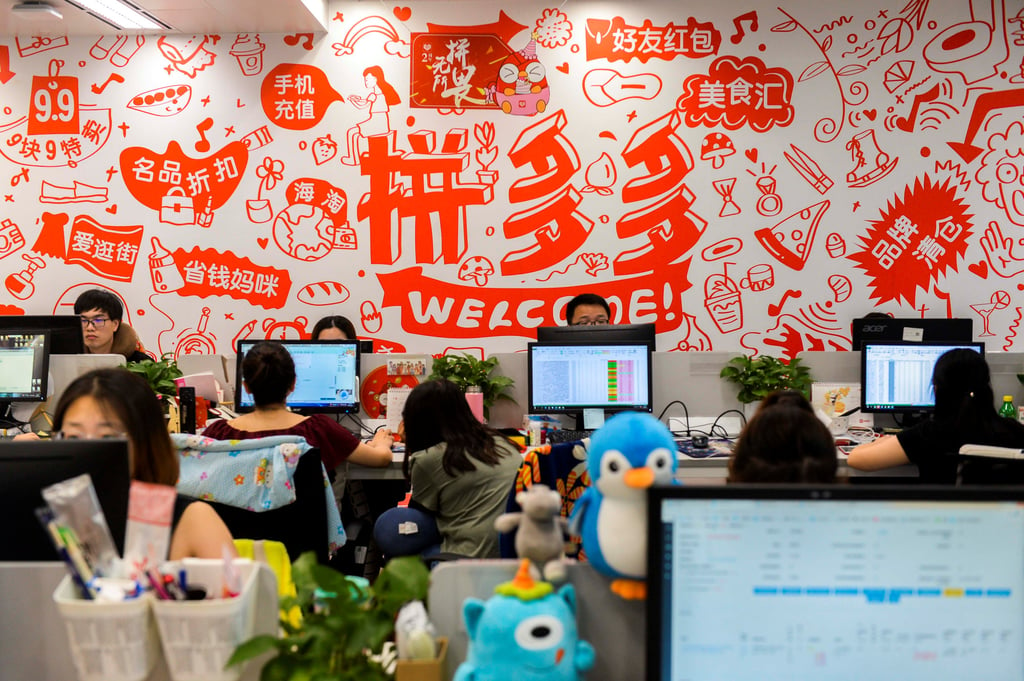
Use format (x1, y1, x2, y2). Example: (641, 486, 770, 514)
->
(160, 187, 195, 225)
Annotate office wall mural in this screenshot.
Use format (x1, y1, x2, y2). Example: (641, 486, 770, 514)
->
(4, 0, 1024, 357)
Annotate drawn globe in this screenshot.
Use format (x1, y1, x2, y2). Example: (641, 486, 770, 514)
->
(272, 203, 335, 262)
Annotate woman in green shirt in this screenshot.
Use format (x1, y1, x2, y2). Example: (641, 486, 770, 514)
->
(402, 379, 521, 558)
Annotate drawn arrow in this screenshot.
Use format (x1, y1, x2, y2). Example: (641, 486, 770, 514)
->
(0, 46, 15, 85)
(949, 88, 1024, 163)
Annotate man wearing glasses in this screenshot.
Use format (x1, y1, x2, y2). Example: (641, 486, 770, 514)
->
(565, 293, 612, 326)
(73, 289, 150, 362)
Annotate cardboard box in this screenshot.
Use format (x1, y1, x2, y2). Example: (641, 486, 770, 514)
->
(395, 637, 448, 681)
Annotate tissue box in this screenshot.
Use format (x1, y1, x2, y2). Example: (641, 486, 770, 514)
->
(395, 637, 448, 681)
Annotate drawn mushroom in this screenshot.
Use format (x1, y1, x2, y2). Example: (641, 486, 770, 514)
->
(458, 256, 495, 287)
(701, 133, 736, 169)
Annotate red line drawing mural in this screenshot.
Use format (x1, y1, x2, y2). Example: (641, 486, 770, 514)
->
(676, 55, 794, 131)
(247, 157, 284, 224)
(845, 129, 898, 187)
(5, 253, 45, 300)
(704, 264, 743, 333)
(976, 120, 1024, 226)
(296, 281, 350, 306)
(0, 219, 26, 261)
(754, 200, 829, 271)
(260, 63, 345, 131)
(332, 15, 410, 58)
(849, 176, 973, 306)
(582, 69, 662, 107)
(494, 36, 551, 116)
(157, 36, 217, 78)
(16, 36, 68, 58)
(343, 66, 401, 164)
(980, 220, 1024, 277)
(923, 0, 1009, 85)
(971, 290, 1012, 337)
(90, 36, 145, 67)
(585, 16, 722, 63)
(272, 178, 352, 261)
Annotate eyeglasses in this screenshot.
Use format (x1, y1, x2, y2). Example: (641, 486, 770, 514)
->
(79, 316, 110, 328)
(55, 431, 127, 441)
(571, 318, 610, 326)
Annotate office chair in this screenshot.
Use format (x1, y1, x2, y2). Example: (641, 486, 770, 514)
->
(956, 445, 1024, 485)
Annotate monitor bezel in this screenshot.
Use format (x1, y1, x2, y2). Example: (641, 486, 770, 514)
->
(850, 316, 973, 349)
(535, 322, 657, 349)
(0, 315, 84, 354)
(0, 329, 50, 403)
(645, 483, 1024, 681)
(859, 340, 985, 414)
(527, 339, 654, 417)
(233, 338, 361, 414)
(0, 438, 131, 561)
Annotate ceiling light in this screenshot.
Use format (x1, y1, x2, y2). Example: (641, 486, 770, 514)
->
(63, 0, 170, 30)
(11, 2, 63, 20)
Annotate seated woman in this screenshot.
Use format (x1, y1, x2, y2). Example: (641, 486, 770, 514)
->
(728, 390, 838, 483)
(311, 315, 357, 341)
(202, 340, 392, 470)
(52, 368, 235, 560)
(402, 379, 522, 558)
(847, 348, 1024, 483)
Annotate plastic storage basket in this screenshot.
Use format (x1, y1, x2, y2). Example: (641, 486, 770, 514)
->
(151, 558, 260, 681)
(53, 576, 160, 681)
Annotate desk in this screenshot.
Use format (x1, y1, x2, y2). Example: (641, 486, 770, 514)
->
(673, 451, 920, 481)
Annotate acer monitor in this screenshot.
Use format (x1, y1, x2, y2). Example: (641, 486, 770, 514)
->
(851, 317, 973, 350)
(860, 341, 984, 416)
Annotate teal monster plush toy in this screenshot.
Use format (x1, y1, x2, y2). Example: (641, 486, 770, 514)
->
(455, 560, 595, 681)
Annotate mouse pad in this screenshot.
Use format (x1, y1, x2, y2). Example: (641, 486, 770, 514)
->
(675, 438, 733, 459)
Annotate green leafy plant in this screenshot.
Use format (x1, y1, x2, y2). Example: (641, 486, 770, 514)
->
(428, 353, 515, 418)
(228, 552, 430, 681)
(126, 352, 183, 400)
(720, 354, 813, 404)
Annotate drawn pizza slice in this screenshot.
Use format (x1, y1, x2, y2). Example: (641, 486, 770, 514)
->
(753, 200, 830, 271)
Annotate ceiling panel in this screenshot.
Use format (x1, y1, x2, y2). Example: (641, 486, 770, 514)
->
(0, 0, 326, 36)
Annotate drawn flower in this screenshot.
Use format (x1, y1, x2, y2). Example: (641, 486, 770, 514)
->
(255, 157, 284, 198)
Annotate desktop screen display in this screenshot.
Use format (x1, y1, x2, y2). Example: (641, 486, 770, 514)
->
(0, 439, 131, 561)
(535, 322, 657, 348)
(0, 330, 49, 402)
(235, 339, 360, 413)
(527, 341, 653, 414)
(0, 315, 84, 354)
(861, 341, 984, 413)
(647, 485, 1024, 681)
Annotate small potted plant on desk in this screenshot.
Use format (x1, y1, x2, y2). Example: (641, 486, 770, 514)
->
(126, 352, 184, 426)
(720, 354, 813, 417)
(228, 552, 438, 680)
(428, 353, 515, 421)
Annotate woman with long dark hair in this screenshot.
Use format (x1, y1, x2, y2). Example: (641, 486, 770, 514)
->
(52, 368, 235, 560)
(847, 348, 1024, 482)
(402, 379, 520, 558)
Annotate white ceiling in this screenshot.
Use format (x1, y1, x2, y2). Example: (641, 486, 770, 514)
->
(0, 0, 328, 36)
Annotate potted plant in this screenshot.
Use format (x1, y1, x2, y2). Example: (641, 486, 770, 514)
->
(720, 354, 813, 407)
(126, 352, 183, 401)
(228, 552, 432, 681)
(428, 353, 515, 419)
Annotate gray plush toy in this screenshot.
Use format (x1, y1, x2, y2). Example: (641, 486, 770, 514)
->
(494, 483, 569, 581)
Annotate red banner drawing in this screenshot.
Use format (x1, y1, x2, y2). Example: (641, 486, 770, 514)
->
(585, 16, 721, 63)
(676, 55, 794, 131)
(65, 215, 143, 282)
(171, 246, 292, 310)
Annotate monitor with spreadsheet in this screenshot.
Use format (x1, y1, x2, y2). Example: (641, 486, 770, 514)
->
(528, 341, 652, 427)
(860, 341, 984, 414)
(647, 485, 1024, 681)
(0, 330, 50, 405)
(234, 339, 360, 414)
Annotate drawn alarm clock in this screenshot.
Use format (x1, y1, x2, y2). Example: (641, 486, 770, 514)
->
(175, 306, 217, 356)
(262, 315, 309, 340)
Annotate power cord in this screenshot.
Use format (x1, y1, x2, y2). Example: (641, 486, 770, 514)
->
(657, 400, 691, 436)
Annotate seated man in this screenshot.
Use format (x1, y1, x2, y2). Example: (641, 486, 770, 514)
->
(74, 288, 149, 362)
(565, 293, 611, 326)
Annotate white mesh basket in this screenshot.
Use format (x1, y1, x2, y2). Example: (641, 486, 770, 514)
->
(53, 576, 160, 681)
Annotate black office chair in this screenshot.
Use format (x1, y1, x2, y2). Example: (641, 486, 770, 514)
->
(200, 447, 330, 564)
(956, 445, 1024, 485)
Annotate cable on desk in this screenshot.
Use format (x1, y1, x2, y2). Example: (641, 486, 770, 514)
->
(338, 412, 376, 437)
(657, 400, 690, 436)
(711, 409, 746, 439)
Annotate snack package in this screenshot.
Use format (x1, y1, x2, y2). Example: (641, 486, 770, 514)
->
(123, 481, 176, 580)
(42, 473, 121, 579)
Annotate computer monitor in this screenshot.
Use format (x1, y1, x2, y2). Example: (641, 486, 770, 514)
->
(851, 316, 973, 349)
(234, 339, 360, 414)
(0, 315, 84, 354)
(861, 341, 984, 415)
(528, 340, 653, 429)
(0, 439, 131, 561)
(535, 322, 657, 349)
(647, 484, 1024, 681)
(0, 331, 50, 422)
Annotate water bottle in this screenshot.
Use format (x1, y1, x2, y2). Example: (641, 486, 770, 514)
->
(465, 385, 485, 423)
(999, 395, 1016, 419)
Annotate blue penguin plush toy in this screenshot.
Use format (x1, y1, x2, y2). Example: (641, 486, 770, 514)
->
(569, 411, 677, 599)
(455, 560, 595, 681)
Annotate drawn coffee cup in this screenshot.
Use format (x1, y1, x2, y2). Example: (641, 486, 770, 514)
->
(739, 264, 775, 292)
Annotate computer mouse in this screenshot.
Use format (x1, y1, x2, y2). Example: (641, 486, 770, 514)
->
(691, 434, 709, 449)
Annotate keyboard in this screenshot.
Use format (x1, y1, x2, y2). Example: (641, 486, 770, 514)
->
(546, 430, 594, 444)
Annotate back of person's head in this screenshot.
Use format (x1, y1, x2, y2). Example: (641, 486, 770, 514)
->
(565, 293, 610, 325)
(73, 288, 124, 321)
(310, 315, 357, 340)
(241, 341, 295, 406)
(402, 379, 503, 477)
(729, 403, 837, 483)
(756, 389, 813, 413)
(53, 368, 177, 485)
(932, 348, 994, 419)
